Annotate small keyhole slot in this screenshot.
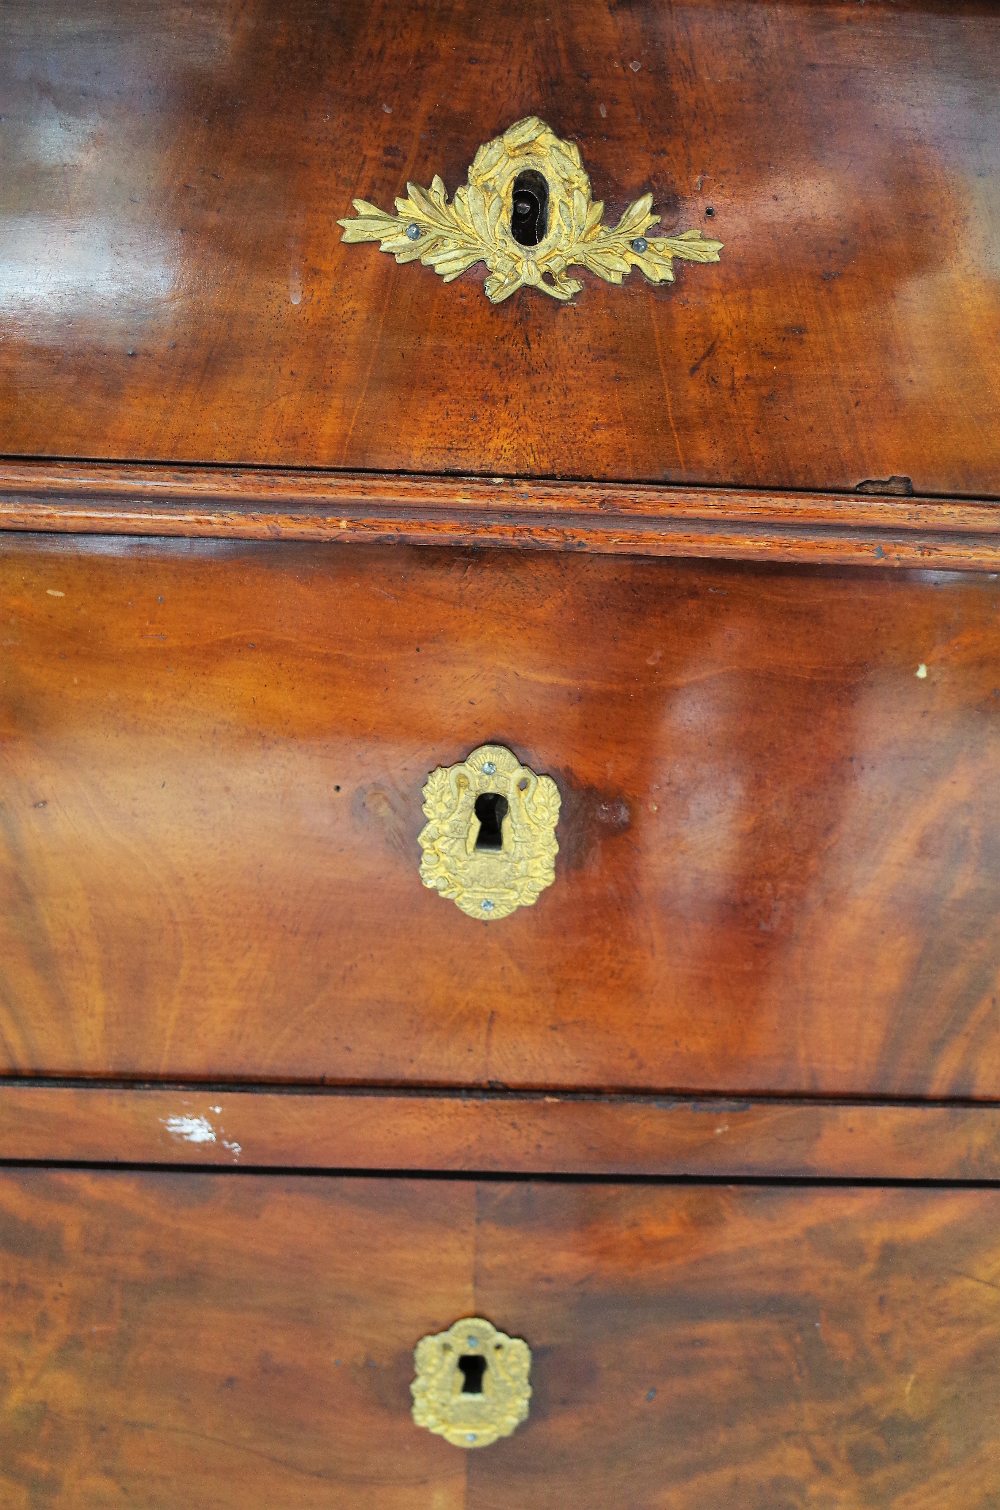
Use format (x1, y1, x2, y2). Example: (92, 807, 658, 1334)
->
(458, 1355, 487, 1394)
(510, 170, 549, 247)
(474, 792, 509, 851)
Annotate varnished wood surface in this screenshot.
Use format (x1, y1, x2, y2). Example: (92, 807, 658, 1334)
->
(2, 1171, 1000, 1507)
(2, 0, 999, 494)
(5, 1084, 1000, 1181)
(2, 459, 1000, 571)
(3, 535, 999, 1098)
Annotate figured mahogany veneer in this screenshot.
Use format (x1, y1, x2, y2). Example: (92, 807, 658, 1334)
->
(2, 0, 999, 494)
(3, 1, 1000, 1499)
(2, 1171, 1000, 1508)
(2, 534, 998, 1098)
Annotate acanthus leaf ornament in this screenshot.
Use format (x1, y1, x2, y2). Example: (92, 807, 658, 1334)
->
(338, 116, 723, 304)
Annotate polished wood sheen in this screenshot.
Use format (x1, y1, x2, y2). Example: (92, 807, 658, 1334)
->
(5, 1084, 1000, 1181)
(3, 535, 998, 1097)
(2, 1, 999, 493)
(1, 1171, 999, 1507)
(4, 3, 1000, 1498)
(2, 459, 1000, 572)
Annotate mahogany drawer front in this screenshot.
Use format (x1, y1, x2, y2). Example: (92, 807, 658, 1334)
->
(3, 0, 998, 498)
(0, 1170, 996, 1508)
(3, 534, 999, 1098)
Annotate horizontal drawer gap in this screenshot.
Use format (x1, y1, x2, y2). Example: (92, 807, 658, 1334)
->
(1, 1159, 999, 1191)
(2, 1076, 1000, 1112)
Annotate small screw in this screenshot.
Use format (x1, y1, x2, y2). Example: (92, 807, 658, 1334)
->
(481, 900, 495, 913)
(481, 761, 496, 775)
(631, 236, 649, 254)
(405, 222, 421, 240)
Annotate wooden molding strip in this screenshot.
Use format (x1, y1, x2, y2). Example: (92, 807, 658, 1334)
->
(1, 459, 999, 569)
(2, 1083, 1000, 1180)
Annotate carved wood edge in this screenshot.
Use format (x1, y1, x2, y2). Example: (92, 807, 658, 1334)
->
(2, 1083, 1000, 1181)
(0, 460, 998, 570)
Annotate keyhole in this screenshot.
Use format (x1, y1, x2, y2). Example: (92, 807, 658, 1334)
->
(474, 792, 509, 851)
(458, 1355, 487, 1394)
(510, 169, 549, 247)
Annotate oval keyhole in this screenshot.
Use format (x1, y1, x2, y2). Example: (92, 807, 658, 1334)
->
(458, 1354, 487, 1394)
(510, 170, 549, 247)
(474, 792, 509, 851)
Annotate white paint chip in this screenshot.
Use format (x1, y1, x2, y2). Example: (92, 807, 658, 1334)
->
(161, 1110, 242, 1162)
(162, 1114, 217, 1145)
(916, 663, 928, 679)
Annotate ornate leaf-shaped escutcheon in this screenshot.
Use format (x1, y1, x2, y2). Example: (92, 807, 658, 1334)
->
(338, 117, 722, 304)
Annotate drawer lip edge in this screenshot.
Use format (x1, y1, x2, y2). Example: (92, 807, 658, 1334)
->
(3, 1081, 1000, 1182)
(2, 458, 999, 570)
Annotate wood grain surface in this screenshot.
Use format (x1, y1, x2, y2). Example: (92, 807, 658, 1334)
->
(5, 1083, 1000, 1181)
(1, 1171, 999, 1507)
(2, 459, 1000, 572)
(2, 0, 999, 494)
(2, 534, 998, 1098)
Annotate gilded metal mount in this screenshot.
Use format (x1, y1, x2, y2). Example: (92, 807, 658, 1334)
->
(338, 116, 722, 304)
(411, 1317, 532, 1449)
(418, 744, 560, 921)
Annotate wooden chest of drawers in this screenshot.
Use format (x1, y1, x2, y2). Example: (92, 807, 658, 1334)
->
(1, 1, 999, 1505)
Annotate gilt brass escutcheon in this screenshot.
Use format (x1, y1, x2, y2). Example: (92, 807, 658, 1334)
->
(411, 1317, 532, 1449)
(418, 744, 560, 921)
(338, 116, 723, 304)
